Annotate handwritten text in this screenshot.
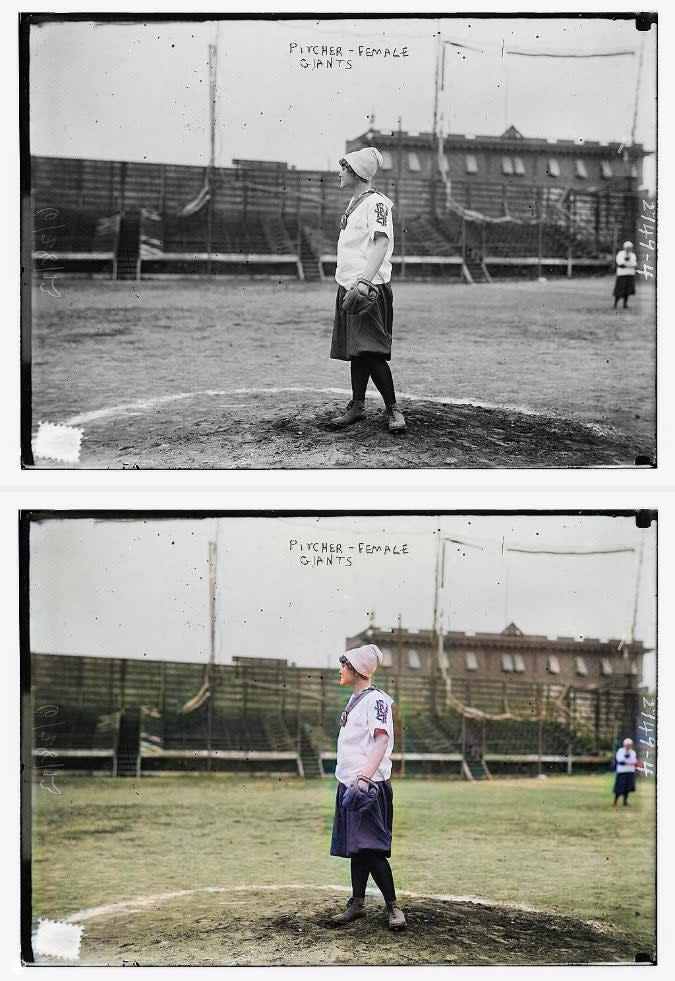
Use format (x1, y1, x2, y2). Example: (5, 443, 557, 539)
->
(33, 704, 64, 794)
(289, 539, 409, 568)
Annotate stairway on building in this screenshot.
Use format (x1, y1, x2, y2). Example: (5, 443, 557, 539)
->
(463, 257, 491, 284)
(115, 707, 141, 777)
(298, 227, 324, 282)
(115, 212, 141, 280)
(298, 723, 323, 777)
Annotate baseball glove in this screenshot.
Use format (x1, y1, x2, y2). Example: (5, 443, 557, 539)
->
(341, 278, 379, 316)
(341, 777, 380, 812)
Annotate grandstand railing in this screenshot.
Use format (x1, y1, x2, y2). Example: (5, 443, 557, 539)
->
(137, 704, 302, 774)
(31, 653, 640, 777)
(32, 704, 121, 774)
(31, 155, 639, 280)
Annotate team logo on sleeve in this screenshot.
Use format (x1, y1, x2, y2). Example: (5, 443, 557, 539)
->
(374, 202, 389, 227)
(375, 699, 388, 723)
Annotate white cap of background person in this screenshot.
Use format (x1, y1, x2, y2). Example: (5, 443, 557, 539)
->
(344, 643, 383, 679)
(623, 737, 634, 747)
(623, 241, 634, 250)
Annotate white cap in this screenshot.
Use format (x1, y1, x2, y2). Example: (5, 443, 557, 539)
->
(342, 147, 383, 182)
(344, 643, 383, 678)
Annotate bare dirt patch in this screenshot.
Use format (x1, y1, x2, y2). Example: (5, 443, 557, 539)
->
(35, 887, 640, 966)
(40, 389, 643, 469)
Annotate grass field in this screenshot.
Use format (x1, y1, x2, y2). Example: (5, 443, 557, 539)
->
(30, 277, 655, 468)
(30, 773, 656, 965)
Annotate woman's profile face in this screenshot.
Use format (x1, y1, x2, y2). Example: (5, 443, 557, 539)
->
(338, 162, 357, 190)
(338, 658, 356, 685)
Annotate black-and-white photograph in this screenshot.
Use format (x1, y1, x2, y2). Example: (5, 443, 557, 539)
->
(22, 510, 656, 966)
(23, 13, 657, 469)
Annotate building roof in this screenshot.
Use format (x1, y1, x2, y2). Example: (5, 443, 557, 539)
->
(355, 623, 648, 655)
(349, 127, 648, 157)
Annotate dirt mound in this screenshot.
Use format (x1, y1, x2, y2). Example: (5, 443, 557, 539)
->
(36, 886, 640, 966)
(40, 389, 646, 468)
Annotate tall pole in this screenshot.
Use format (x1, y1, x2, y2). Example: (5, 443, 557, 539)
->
(432, 29, 442, 141)
(630, 33, 645, 149)
(627, 32, 646, 239)
(208, 539, 217, 669)
(629, 537, 645, 645)
(207, 42, 217, 276)
(397, 116, 406, 281)
(432, 525, 442, 635)
(431, 29, 442, 217)
(206, 539, 217, 770)
(434, 534, 451, 700)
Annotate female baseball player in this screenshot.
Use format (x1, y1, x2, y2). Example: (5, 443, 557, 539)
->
(329, 643, 406, 930)
(612, 240, 637, 309)
(612, 737, 638, 806)
(330, 147, 406, 433)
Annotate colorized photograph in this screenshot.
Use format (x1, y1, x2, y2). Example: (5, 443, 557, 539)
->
(23, 14, 656, 468)
(23, 511, 656, 966)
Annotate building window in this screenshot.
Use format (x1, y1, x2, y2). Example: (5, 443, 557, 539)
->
(601, 657, 613, 676)
(575, 656, 588, 676)
(407, 648, 421, 669)
(501, 653, 515, 672)
(407, 152, 421, 172)
(380, 151, 393, 171)
(501, 156, 514, 175)
(380, 647, 393, 667)
(575, 159, 589, 179)
(465, 154, 478, 174)
(631, 163, 639, 178)
(465, 651, 479, 671)
(600, 161, 613, 179)
(513, 654, 525, 673)
(513, 157, 525, 176)
(547, 158, 560, 177)
(547, 655, 560, 674)
(627, 660, 639, 676)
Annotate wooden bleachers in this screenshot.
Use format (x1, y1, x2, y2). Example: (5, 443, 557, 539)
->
(31, 653, 617, 778)
(139, 704, 300, 773)
(32, 704, 119, 772)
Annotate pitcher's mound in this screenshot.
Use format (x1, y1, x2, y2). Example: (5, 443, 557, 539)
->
(38, 389, 647, 468)
(45, 886, 638, 966)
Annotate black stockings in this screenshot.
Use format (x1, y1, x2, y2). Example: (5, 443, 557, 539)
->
(350, 355, 396, 407)
(350, 850, 397, 904)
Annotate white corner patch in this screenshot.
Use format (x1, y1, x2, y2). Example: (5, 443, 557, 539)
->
(32, 422, 84, 463)
(33, 919, 83, 961)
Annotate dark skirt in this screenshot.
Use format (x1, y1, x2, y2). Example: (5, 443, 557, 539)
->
(613, 771, 636, 795)
(330, 283, 394, 361)
(330, 780, 394, 858)
(613, 275, 636, 299)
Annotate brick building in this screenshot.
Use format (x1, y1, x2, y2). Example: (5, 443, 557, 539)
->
(345, 125, 647, 193)
(347, 621, 646, 691)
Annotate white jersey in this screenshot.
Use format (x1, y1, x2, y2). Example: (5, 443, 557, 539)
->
(335, 190, 395, 289)
(615, 249, 637, 277)
(615, 747, 637, 773)
(335, 687, 395, 785)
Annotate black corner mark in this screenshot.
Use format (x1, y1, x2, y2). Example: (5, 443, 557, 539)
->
(635, 13, 656, 31)
(635, 510, 656, 529)
(634, 951, 656, 964)
(634, 455, 655, 468)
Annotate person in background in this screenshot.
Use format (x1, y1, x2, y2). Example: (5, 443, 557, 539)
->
(612, 240, 637, 310)
(329, 643, 406, 930)
(613, 737, 638, 806)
